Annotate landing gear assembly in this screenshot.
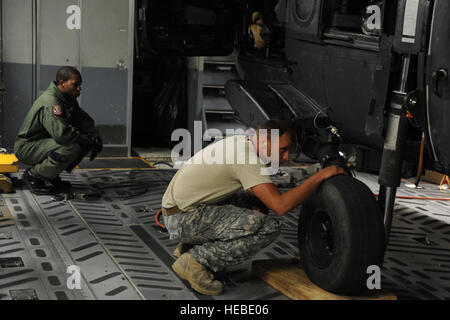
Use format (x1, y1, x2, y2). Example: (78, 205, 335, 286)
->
(294, 113, 386, 294)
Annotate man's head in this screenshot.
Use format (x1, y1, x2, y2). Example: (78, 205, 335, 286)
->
(253, 119, 293, 164)
(56, 66, 82, 98)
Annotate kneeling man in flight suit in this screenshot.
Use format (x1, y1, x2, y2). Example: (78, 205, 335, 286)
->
(14, 66, 102, 195)
(162, 119, 346, 295)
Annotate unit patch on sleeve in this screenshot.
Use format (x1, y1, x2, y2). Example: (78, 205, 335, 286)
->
(52, 104, 63, 116)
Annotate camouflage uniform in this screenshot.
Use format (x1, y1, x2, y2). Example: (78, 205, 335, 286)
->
(164, 203, 281, 272)
(14, 82, 100, 180)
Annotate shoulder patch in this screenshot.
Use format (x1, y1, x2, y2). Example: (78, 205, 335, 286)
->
(52, 104, 63, 116)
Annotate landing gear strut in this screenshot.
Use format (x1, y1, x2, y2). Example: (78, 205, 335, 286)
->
(378, 55, 413, 245)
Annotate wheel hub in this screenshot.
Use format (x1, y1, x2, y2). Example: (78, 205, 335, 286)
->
(307, 210, 334, 269)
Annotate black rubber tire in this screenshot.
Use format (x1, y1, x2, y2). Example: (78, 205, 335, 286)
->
(298, 175, 386, 294)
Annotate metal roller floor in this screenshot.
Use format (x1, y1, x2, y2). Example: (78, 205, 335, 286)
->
(0, 168, 449, 300)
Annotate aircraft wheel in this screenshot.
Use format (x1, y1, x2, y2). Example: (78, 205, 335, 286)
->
(298, 175, 386, 294)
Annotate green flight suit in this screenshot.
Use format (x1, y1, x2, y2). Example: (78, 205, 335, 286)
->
(14, 82, 99, 181)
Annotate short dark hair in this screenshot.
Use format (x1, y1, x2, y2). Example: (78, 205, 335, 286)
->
(56, 66, 81, 83)
(257, 119, 293, 138)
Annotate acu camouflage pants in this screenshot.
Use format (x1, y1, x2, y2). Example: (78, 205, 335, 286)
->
(164, 204, 281, 272)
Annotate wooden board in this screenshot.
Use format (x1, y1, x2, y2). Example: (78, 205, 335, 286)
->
(424, 170, 444, 185)
(252, 259, 397, 300)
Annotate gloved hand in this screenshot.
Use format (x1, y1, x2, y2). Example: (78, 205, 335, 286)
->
(92, 135, 103, 153)
(89, 134, 103, 161)
(89, 150, 98, 161)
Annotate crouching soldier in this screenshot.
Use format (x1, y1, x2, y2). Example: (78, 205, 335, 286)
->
(14, 66, 102, 195)
(162, 119, 346, 295)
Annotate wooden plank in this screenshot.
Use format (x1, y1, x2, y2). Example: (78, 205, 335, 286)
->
(424, 169, 444, 185)
(252, 259, 397, 300)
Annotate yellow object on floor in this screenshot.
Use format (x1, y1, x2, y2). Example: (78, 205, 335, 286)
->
(250, 11, 269, 50)
(0, 153, 19, 173)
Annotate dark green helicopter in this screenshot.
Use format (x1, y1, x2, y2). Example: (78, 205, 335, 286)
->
(136, 0, 449, 295)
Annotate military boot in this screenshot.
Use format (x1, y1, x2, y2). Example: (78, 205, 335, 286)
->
(49, 175, 72, 192)
(22, 169, 52, 195)
(172, 253, 224, 295)
(173, 242, 194, 258)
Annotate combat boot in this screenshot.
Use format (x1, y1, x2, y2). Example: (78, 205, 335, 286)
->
(49, 175, 72, 192)
(173, 242, 194, 258)
(22, 169, 52, 195)
(172, 253, 224, 295)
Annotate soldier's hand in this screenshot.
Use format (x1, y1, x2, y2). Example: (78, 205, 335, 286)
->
(89, 150, 98, 161)
(320, 165, 348, 181)
(87, 134, 102, 152)
(93, 135, 103, 153)
(84, 134, 101, 161)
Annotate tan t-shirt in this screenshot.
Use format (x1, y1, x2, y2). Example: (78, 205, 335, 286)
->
(162, 135, 273, 212)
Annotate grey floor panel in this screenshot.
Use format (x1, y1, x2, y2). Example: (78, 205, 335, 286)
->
(26, 194, 142, 300)
(0, 192, 90, 300)
(1, 168, 450, 300)
(354, 172, 450, 300)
